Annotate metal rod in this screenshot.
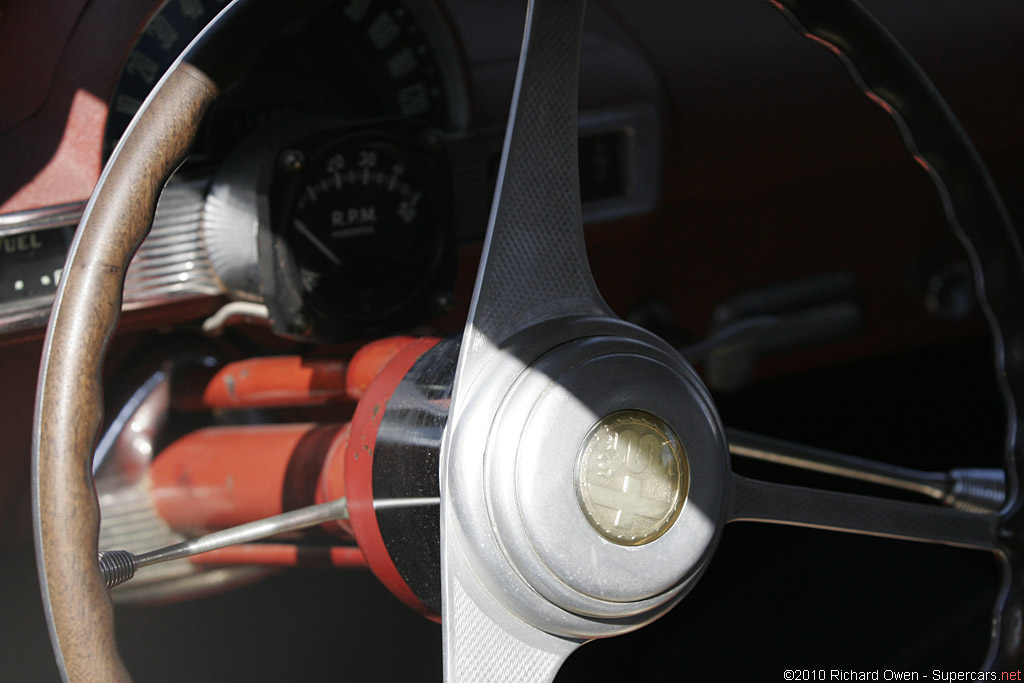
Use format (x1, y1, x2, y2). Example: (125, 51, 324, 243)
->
(727, 428, 947, 498)
(133, 496, 352, 569)
(726, 428, 1004, 512)
(98, 496, 442, 589)
(374, 496, 440, 510)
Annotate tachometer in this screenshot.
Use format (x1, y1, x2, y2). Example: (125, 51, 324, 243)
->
(265, 124, 455, 340)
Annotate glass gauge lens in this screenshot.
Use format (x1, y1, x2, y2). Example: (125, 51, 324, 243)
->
(279, 134, 451, 327)
(104, 0, 468, 159)
(291, 147, 433, 272)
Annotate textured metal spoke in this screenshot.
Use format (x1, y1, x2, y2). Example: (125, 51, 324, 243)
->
(729, 474, 999, 550)
(439, 0, 593, 680)
(442, 530, 577, 682)
(456, 0, 608, 384)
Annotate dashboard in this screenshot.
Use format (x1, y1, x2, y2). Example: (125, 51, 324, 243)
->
(1, 0, 1023, 680)
(0, 0, 662, 340)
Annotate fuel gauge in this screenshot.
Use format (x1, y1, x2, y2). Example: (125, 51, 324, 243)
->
(0, 225, 75, 307)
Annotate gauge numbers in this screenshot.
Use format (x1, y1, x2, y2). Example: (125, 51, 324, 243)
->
(277, 131, 453, 335)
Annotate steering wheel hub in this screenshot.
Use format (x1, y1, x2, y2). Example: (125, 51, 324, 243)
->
(448, 321, 730, 635)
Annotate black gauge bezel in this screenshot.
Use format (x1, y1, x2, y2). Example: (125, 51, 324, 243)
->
(261, 121, 457, 342)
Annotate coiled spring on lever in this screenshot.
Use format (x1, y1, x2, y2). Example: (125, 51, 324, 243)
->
(97, 549, 137, 589)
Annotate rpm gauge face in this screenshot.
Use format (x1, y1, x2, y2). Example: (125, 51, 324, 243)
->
(293, 148, 433, 271)
(274, 131, 454, 336)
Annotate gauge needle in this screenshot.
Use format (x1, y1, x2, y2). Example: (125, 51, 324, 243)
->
(293, 219, 342, 267)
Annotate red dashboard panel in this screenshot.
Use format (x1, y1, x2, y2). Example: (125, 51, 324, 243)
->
(0, 0, 154, 212)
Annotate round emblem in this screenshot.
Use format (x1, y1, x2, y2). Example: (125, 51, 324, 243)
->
(576, 410, 688, 545)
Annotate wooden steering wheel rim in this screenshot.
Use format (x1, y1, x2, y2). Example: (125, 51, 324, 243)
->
(31, 1, 328, 679)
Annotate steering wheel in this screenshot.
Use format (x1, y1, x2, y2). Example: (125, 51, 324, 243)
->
(33, 0, 1024, 680)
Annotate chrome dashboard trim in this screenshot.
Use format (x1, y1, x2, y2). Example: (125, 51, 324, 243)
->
(0, 202, 87, 236)
(124, 179, 221, 306)
(0, 180, 223, 336)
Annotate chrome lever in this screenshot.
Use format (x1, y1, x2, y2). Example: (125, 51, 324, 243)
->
(98, 496, 439, 588)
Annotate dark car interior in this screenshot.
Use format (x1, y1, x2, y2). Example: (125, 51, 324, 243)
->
(1, 0, 1022, 679)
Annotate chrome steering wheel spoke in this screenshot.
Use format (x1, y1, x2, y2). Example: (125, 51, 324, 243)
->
(439, 0, 597, 678)
(454, 0, 608, 380)
(439, 0, 728, 679)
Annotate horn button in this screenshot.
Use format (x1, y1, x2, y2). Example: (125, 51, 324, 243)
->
(576, 409, 689, 547)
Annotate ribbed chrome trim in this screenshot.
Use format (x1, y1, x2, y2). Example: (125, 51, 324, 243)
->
(98, 484, 185, 554)
(0, 180, 224, 335)
(123, 179, 222, 307)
